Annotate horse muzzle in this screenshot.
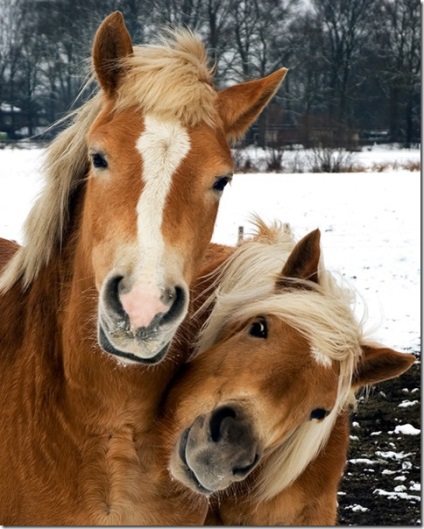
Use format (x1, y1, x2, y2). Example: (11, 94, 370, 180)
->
(98, 275, 188, 364)
(170, 404, 262, 494)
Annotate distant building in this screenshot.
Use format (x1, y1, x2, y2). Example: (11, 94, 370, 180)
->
(0, 103, 25, 139)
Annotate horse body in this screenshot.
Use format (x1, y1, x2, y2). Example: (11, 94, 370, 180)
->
(165, 220, 415, 525)
(0, 12, 286, 524)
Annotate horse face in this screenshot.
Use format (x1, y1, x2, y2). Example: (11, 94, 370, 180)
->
(85, 105, 233, 365)
(82, 12, 287, 365)
(167, 316, 339, 494)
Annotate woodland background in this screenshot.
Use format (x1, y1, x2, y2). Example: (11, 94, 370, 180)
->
(0, 0, 421, 148)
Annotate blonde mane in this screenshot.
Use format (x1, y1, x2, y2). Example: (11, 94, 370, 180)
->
(0, 29, 215, 293)
(195, 217, 364, 502)
(117, 29, 216, 126)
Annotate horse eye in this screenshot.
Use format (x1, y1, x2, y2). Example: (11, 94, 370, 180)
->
(248, 317, 267, 339)
(310, 408, 329, 421)
(212, 175, 232, 192)
(91, 153, 108, 169)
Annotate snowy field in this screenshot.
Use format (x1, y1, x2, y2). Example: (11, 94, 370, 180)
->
(1, 144, 419, 354)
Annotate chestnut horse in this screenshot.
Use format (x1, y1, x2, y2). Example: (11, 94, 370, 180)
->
(0, 12, 286, 524)
(164, 219, 415, 525)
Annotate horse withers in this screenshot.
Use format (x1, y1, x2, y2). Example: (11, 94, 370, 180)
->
(164, 219, 415, 525)
(0, 12, 286, 525)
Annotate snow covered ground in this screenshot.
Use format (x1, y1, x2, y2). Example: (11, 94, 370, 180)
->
(0, 144, 420, 354)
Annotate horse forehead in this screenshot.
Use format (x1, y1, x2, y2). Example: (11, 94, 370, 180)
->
(136, 115, 191, 171)
(88, 104, 145, 145)
(272, 317, 334, 368)
(89, 104, 231, 167)
(190, 123, 233, 165)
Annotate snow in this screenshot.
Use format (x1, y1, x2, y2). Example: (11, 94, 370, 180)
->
(349, 458, 376, 465)
(375, 451, 413, 460)
(373, 489, 421, 501)
(393, 424, 420, 436)
(0, 144, 420, 356)
(398, 400, 419, 408)
(0, 147, 44, 242)
(349, 504, 369, 513)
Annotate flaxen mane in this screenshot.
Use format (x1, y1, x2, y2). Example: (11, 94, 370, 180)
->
(117, 29, 216, 126)
(194, 217, 365, 502)
(0, 30, 215, 293)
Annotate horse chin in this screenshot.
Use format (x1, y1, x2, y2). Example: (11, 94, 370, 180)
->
(98, 323, 170, 365)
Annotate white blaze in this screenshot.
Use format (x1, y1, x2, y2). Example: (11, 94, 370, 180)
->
(135, 115, 190, 285)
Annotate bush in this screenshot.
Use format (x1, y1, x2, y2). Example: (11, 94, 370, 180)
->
(265, 147, 284, 171)
(307, 144, 355, 173)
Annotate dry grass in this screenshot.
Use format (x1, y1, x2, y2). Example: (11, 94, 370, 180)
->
(369, 160, 420, 172)
(231, 147, 420, 174)
(402, 160, 421, 171)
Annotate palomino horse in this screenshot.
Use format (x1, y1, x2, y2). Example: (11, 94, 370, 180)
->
(0, 12, 286, 524)
(164, 219, 415, 525)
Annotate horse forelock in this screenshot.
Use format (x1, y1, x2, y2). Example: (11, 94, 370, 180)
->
(194, 219, 364, 501)
(116, 29, 217, 127)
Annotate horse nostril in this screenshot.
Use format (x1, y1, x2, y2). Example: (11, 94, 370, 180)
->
(161, 286, 186, 325)
(209, 406, 237, 443)
(104, 275, 126, 319)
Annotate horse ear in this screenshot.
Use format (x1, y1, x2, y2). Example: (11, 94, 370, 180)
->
(276, 229, 321, 289)
(92, 11, 133, 96)
(217, 68, 288, 140)
(352, 345, 415, 390)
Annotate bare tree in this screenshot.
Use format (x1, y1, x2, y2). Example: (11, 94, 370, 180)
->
(0, 0, 419, 147)
(284, 12, 327, 146)
(200, 0, 235, 83)
(311, 0, 376, 139)
(371, 0, 420, 144)
(0, 1, 25, 113)
(224, 0, 296, 80)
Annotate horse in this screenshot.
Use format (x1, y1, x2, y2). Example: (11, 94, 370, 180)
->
(163, 218, 416, 525)
(0, 11, 287, 524)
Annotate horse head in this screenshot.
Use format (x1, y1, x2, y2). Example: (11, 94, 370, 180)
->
(84, 13, 287, 364)
(165, 225, 415, 496)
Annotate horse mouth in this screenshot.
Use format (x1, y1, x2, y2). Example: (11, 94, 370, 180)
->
(171, 407, 262, 495)
(98, 323, 170, 365)
(177, 427, 215, 495)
